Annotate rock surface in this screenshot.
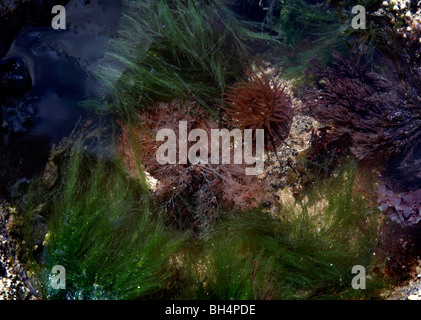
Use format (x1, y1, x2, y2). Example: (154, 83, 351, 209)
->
(385, 262, 421, 300)
(0, 1, 70, 57)
(0, 204, 37, 300)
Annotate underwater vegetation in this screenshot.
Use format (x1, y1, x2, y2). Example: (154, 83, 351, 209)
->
(377, 182, 421, 226)
(299, 2, 421, 229)
(221, 69, 294, 151)
(260, 0, 350, 80)
(307, 127, 342, 164)
(18, 142, 186, 299)
(180, 161, 387, 300)
(119, 99, 265, 234)
(378, 3, 421, 193)
(267, 0, 345, 46)
(260, 0, 408, 84)
(4, 0, 421, 301)
(95, 0, 272, 118)
(17, 147, 388, 299)
(303, 52, 421, 165)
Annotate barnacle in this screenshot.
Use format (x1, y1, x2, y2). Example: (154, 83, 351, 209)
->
(221, 69, 294, 151)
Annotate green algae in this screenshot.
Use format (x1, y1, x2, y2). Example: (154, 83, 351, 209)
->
(19, 141, 187, 300)
(262, 0, 386, 85)
(14, 146, 390, 300)
(180, 161, 389, 299)
(95, 0, 273, 119)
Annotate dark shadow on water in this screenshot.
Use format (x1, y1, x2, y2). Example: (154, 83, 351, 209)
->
(0, 0, 122, 199)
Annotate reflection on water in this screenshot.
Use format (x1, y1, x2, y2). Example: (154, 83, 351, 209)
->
(1, 0, 122, 146)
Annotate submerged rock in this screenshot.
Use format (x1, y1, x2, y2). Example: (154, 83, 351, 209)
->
(0, 56, 31, 101)
(1, 0, 121, 145)
(0, 0, 122, 197)
(0, 204, 36, 299)
(0, 1, 121, 138)
(0, 0, 70, 57)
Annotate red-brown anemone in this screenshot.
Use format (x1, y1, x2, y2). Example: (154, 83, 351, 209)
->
(221, 69, 294, 151)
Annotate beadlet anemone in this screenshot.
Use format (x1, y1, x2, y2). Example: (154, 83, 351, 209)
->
(221, 69, 294, 151)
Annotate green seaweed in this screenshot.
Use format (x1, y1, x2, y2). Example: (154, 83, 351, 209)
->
(262, 0, 346, 79)
(16, 148, 390, 300)
(182, 161, 389, 299)
(20, 142, 187, 300)
(95, 0, 273, 119)
(263, 0, 387, 84)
